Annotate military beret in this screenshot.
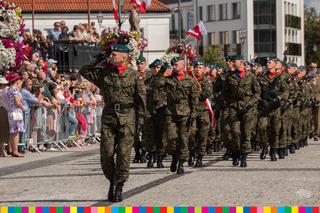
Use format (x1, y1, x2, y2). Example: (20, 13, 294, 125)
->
(193, 61, 205, 67)
(286, 62, 298, 67)
(225, 55, 235, 61)
(110, 44, 130, 53)
(298, 65, 305, 71)
(136, 56, 146, 64)
(233, 55, 244, 60)
(149, 59, 162, 68)
(171, 56, 184, 66)
(266, 57, 278, 62)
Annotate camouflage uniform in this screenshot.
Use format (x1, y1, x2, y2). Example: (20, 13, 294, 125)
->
(223, 70, 261, 166)
(166, 73, 198, 172)
(79, 59, 146, 184)
(189, 76, 213, 166)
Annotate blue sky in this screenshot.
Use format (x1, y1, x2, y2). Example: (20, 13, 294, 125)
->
(305, 0, 320, 11)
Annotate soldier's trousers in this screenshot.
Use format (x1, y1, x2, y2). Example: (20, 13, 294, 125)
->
(300, 108, 309, 139)
(286, 106, 294, 147)
(291, 107, 301, 144)
(143, 116, 155, 154)
(154, 107, 168, 156)
(189, 111, 211, 156)
(313, 105, 320, 137)
(228, 107, 253, 154)
(166, 115, 190, 161)
(279, 109, 290, 149)
(100, 111, 135, 184)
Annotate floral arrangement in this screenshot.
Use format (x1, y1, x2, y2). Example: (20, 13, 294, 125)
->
(99, 29, 148, 65)
(0, 0, 25, 71)
(0, 41, 16, 68)
(164, 41, 198, 63)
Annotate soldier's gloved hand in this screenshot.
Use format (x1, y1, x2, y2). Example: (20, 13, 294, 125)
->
(200, 93, 208, 101)
(259, 99, 270, 111)
(240, 104, 253, 115)
(271, 98, 280, 108)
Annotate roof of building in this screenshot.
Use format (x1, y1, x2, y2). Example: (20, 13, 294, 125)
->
(8, 0, 171, 13)
(158, 0, 192, 4)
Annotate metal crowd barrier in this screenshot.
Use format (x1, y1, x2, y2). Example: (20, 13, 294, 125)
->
(22, 104, 104, 154)
(49, 40, 101, 72)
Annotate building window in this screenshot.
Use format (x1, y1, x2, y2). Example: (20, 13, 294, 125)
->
(199, 6, 203, 21)
(187, 12, 194, 30)
(207, 5, 216, 21)
(219, 31, 229, 45)
(232, 2, 241, 19)
(232, 30, 240, 44)
(209, 32, 216, 45)
(219, 4, 228, 21)
(254, 0, 276, 25)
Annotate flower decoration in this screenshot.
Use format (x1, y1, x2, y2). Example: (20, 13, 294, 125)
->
(99, 29, 148, 64)
(0, 0, 25, 71)
(165, 41, 198, 62)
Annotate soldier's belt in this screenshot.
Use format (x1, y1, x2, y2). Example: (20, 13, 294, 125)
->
(107, 103, 135, 111)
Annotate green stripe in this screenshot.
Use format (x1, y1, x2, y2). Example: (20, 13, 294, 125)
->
(119, 207, 125, 213)
(181, 207, 188, 213)
(223, 207, 229, 213)
(57, 207, 64, 213)
(285, 207, 291, 213)
(154, 207, 160, 213)
(14, 207, 21, 213)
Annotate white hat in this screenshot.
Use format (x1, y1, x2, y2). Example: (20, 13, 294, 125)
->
(0, 76, 8, 85)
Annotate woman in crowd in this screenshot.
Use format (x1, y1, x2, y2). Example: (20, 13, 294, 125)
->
(6, 73, 25, 157)
(0, 76, 10, 157)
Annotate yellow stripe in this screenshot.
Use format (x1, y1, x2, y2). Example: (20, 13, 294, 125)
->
(1, 206, 8, 213)
(125, 207, 132, 213)
(195, 207, 202, 213)
(167, 206, 174, 213)
(236, 207, 243, 213)
(70, 207, 77, 213)
(97, 207, 105, 213)
(264, 207, 271, 213)
(292, 207, 298, 213)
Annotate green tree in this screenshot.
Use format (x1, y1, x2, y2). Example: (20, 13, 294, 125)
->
(201, 45, 226, 67)
(305, 7, 320, 64)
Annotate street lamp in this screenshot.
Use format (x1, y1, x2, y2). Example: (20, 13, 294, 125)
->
(97, 11, 104, 27)
(240, 29, 247, 57)
(118, 0, 125, 30)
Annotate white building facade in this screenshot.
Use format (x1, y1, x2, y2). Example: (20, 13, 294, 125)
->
(191, 0, 305, 65)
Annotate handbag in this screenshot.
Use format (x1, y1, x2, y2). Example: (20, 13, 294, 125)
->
(12, 110, 23, 121)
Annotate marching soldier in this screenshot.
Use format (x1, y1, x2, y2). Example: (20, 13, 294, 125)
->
(166, 56, 199, 174)
(308, 63, 320, 141)
(79, 44, 146, 202)
(223, 55, 261, 167)
(189, 61, 213, 167)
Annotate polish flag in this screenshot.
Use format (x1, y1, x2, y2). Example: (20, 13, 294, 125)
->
(204, 98, 216, 128)
(112, 0, 119, 22)
(186, 21, 208, 41)
(131, 0, 152, 13)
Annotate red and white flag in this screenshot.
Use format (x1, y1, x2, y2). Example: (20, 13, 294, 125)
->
(112, 0, 119, 22)
(186, 21, 207, 41)
(131, 0, 152, 13)
(204, 98, 216, 128)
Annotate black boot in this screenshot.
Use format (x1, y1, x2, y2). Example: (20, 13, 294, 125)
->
(294, 143, 300, 150)
(299, 139, 305, 148)
(147, 152, 154, 168)
(289, 145, 296, 154)
(304, 138, 308, 146)
(177, 160, 185, 174)
(133, 147, 140, 163)
(260, 145, 268, 160)
(156, 155, 165, 168)
(223, 149, 232, 161)
(270, 148, 277, 161)
(278, 148, 285, 159)
(284, 148, 289, 156)
(108, 182, 114, 202)
(170, 156, 178, 172)
(240, 153, 247, 167)
(140, 150, 146, 163)
(216, 142, 222, 152)
(206, 144, 213, 154)
(232, 150, 240, 166)
(113, 182, 123, 202)
(188, 152, 195, 166)
(194, 155, 203, 167)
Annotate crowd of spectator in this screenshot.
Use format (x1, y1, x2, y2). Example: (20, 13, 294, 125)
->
(0, 20, 105, 158)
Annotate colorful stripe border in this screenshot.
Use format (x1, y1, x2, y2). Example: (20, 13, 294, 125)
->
(0, 207, 319, 213)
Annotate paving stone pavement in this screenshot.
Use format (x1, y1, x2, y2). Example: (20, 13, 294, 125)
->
(0, 140, 319, 206)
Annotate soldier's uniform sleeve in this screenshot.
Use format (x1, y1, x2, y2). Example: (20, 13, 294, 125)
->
(249, 74, 261, 105)
(278, 76, 290, 104)
(79, 58, 106, 89)
(201, 78, 213, 101)
(134, 74, 147, 123)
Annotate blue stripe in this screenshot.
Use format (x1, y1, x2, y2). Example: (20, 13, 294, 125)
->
(306, 207, 313, 213)
(42, 207, 49, 213)
(140, 207, 146, 213)
(8, 207, 15, 213)
(78, 207, 84, 213)
(278, 207, 285, 213)
(209, 207, 215, 213)
(174, 208, 180, 213)
(244, 207, 250, 213)
(112, 207, 119, 213)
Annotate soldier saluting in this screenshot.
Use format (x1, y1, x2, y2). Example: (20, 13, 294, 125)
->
(79, 43, 146, 202)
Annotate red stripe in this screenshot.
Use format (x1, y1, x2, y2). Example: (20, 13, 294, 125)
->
(312, 207, 319, 213)
(84, 207, 91, 213)
(250, 207, 257, 213)
(49, 207, 56, 213)
(147, 207, 153, 213)
(216, 207, 222, 213)
(160, 207, 167, 213)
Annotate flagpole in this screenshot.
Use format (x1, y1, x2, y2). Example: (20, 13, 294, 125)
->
(118, 0, 122, 30)
(178, 0, 182, 41)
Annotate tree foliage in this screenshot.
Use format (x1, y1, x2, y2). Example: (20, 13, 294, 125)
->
(201, 45, 226, 67)
(305, 7, 320, 64)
